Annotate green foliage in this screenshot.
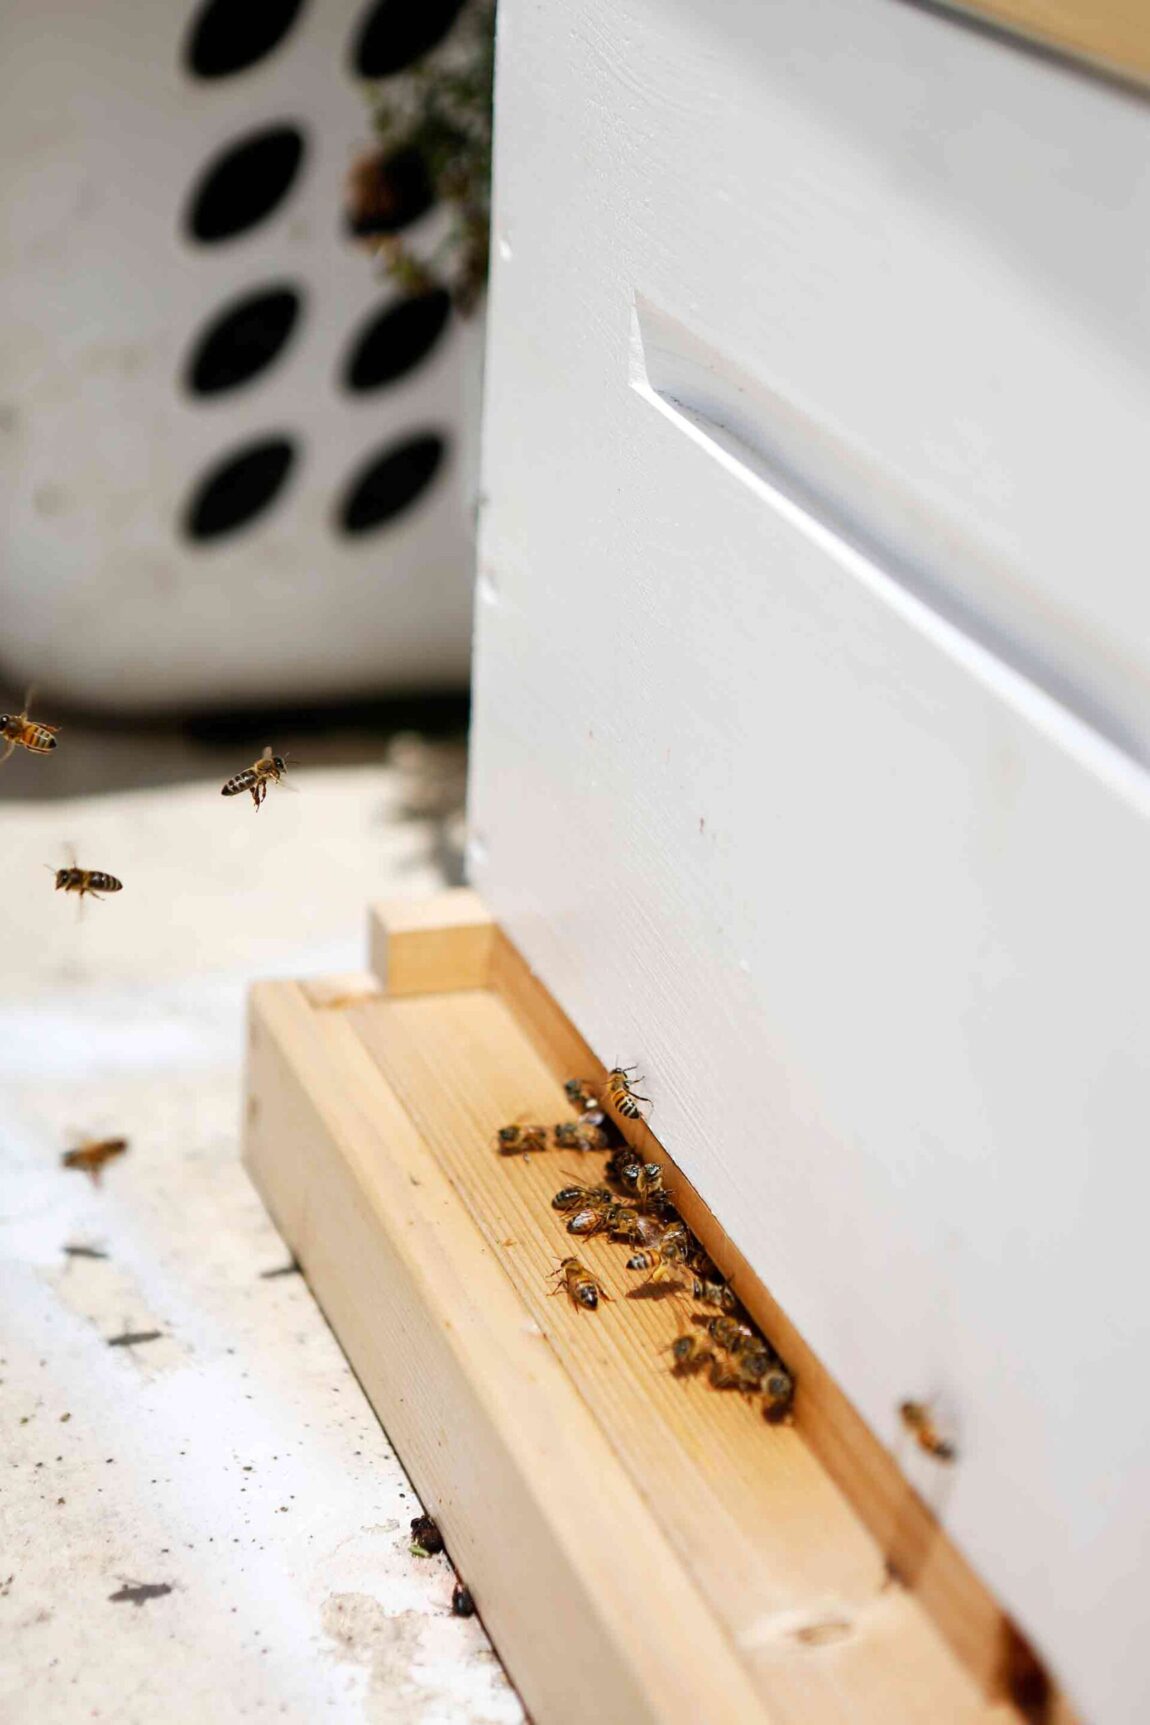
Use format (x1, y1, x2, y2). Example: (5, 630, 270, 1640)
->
(357, 1, 495, 315)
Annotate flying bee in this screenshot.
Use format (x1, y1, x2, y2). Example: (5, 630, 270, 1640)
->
(61, 1136, 128, 1184)
(549, 1256, 610, 1311)
(563, 1078, 599, 1114)
(495, 1123, 550, 1155)
(52, 863, 123, 901)
(1, 690, 60, 765)
(693, 1276, 737, 1313)
(668, 1334, 713, 1375)
(551, 1182, 613, 1212)
(605, 1065, 651, 1120)
(899, 1400, 955, 1462)
(553, 1119, 608, 1153)
(220, 746, 288, 811)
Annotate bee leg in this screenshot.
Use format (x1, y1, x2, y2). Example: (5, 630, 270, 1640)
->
(0, 740, 14, 767)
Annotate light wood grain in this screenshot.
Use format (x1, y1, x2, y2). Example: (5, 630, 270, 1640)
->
(369, 888, 495, 995)
(473, 5, 1150, 1717)
(481, 914, 1031, 1701)
(245, 979, 770, 1725)
(942, 1, 1150, 83)
(342, 981, 1010, 1725)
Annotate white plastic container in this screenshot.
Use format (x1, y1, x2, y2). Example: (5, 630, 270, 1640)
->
(0, 0, 480, 711)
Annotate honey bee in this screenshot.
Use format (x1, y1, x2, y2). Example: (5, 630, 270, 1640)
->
(605, 1065, 651, 1120)
(565, 1206, 608, 1236)
(899, 1400, 955, 1462)
(563, 1078, 599, 1114)
(495, 1123, 549, 1155)
(549, 1256, 610, 1311)
(567, 1199, 632, 1237)
(607, 1206, 649, 1244)
(668, 1334, 714, 1375)
(52, 864, 123, 901)
(761, 1366, 795, 1418)
(721, 1348, 782, 1397)
(616, 1158, 666, 1202)
(687, 1244, 718, 1278)
(221, 746, 288, 811)
(1, 691, 60, 765)
(625, 1244, 688, 1286)
(707, 1355, 745, 1390)
(703, 1315, 755, 1351)
(553, 1119, 608, 1152)
(551, 1182, 613, 1212)
(693, 1276, 737, 1313)
(606, 1149, 640, 1186)
(61, 1137, 128, 1184)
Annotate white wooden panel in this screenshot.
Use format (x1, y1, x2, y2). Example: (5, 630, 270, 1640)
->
(471, 3, 1150, 1720)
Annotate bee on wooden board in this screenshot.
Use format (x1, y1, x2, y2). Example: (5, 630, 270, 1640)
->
(551, 1182, 613, 1212)
(626, 1244, 688, 1286)
(51, 862, 123, 902)
(61, 1137, 128, 1184)
(563, 1078, 599, 1115)
(495, 1122, 550, 1155)
(615, 1157, 667, 1205)
(606, 1148, 638, 1186)
(567, 1199, 634, 1238)
(220, 746, 288, 811)
(762, 1366, 795, 1414)
(549, 1256, 611, 1311)
(693, 1276, 737, 1313)
(553, 1119, 608, 1153)
(899, 1400, 956, 1462)
(703, 1315, 756, 1352)
(668, 1334, 713, 1375)
(1, 691, 59, 765)
(605, 1065, 651, 1120)
(607, 1206, 650, 1245)
(410, 1515, 444, 1556)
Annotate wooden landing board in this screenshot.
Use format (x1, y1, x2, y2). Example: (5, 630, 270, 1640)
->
(242, 893, 1066, 1725)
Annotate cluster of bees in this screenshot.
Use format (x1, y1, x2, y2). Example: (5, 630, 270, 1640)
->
(2, 690, 290, 904)
(497, 1066, 796, 1425)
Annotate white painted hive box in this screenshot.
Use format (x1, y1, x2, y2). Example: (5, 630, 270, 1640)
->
(470, 4, 1150, 1722)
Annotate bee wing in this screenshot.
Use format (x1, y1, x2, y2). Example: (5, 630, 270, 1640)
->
(634, 1215, 664, 1246)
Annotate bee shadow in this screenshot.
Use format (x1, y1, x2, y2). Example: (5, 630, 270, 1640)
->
(625, 1280, 687, 1302)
